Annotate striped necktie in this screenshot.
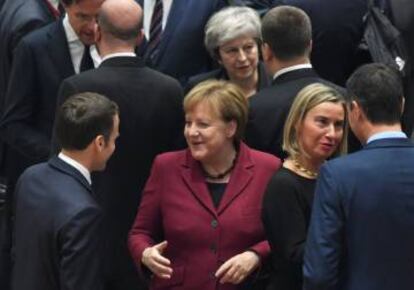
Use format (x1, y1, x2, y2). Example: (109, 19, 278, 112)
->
(145, 0, 163, 60)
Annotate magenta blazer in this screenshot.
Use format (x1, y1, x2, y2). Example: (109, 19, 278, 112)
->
(128, 142, 281, 290)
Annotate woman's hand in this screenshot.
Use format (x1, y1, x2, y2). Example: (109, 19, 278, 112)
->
(141, 241, 173, 279)
(215, 251, 260, 284)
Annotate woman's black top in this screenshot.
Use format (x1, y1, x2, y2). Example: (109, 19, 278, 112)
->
(206, 182, 227, 208)
(261, 167, 316, 290)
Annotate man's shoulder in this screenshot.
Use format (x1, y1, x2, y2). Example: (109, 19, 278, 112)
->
(18, 20, 59, 47)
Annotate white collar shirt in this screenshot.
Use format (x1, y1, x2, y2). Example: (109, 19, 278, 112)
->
(62, 14, 101, 73)
(58, 152, 92, 185)
(273, 63, 313, 81)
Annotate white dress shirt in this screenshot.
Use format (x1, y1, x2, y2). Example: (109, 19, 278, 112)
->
(62, 15, 101, 73)
(48, 0, 60, 10)
(100, 52, 136, 64)
(273, 63, 313, 80)
(58, 152, 92, 185)
(143, 0, 173, 40)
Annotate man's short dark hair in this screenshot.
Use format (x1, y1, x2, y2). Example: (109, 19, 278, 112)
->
(55, 92, 119, 150)
(262, 6, 312, 61)
(346, 63, 404, 125)
(97, 7, 142, 41)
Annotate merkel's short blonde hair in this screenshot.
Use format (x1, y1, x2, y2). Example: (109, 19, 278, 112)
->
(184, 80, 248, 142)
(283, 83, 348, 159)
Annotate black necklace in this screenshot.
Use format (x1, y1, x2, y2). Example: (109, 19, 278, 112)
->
(202, 153, 237, 180)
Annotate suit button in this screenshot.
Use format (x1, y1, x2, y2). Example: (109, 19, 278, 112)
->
(210, 244, 217, 253)
(211, 219, 218, 228)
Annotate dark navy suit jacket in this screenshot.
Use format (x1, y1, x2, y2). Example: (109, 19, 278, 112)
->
(0, 20, 74, 185)
(304, 138, 414, 290)
(12, 157, 103, 290)
(136, 0, 225, 86)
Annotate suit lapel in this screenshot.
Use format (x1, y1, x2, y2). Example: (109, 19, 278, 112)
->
(217, 143, 254, 215)
(48, 156, 93, 194)
(180, 150, 217, 217)
(46, 20, 75, 79)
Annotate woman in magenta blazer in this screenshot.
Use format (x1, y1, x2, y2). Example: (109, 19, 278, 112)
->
(128, 80, 281, 290)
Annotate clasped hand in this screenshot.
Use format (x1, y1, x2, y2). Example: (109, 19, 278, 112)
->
(215, 251, 260, 284)
(142, 242, 259, 284)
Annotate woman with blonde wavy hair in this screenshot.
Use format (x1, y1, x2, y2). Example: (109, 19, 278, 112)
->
(261, 83, 347, 290)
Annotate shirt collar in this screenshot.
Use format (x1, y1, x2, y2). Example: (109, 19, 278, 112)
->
(366, 131, 407, 144)
(58, 152, 92, 185)
(63, 14, 80, 43)
(101, 52, 137, 63)
(273, 63, 313, 80)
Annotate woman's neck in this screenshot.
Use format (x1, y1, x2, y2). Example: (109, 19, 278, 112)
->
(201, 145, 237, 181)
(231, 70, 258, 98)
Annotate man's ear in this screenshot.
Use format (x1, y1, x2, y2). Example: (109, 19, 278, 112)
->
(94, 23, 102, 44)
(94, 135, 106, 151)
(261, 42, 272, 62)
(136, 29, 144, 47)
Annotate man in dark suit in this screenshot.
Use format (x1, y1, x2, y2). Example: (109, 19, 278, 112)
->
(389, 0, 414, 137)
(136, 0, 226, 86)
(245, 6, 338, 159)
(56, 0, 183, 289)
(271, 0, 367, 87)
(12, 92, 119, 290)
(0, 0, 103, 288)
(0, 0, 59, 111)
(0, 0, 103, 189)
(0, 1, 58, 286)
(304, 63, 414, 290)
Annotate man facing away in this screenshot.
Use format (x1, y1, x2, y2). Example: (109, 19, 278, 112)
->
(245, 5, 340, 159)
(11, 92, 119, 290)
(56, 0, 183, 288)
(304, 63, 414, 290)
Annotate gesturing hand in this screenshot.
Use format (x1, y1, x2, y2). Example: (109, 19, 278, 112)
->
(141, 241, 173, 279)
(215, 251, 260, 284)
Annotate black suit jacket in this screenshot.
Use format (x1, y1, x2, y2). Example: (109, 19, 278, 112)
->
(272, 0, 367, 86)
(245, 68, 341, 159)
(11, 157, 103, 290)
(0, 19, 74, 185)
(137, 0, 226, 86)
(56, 56, 184, 290)
(0, 0, 55, 111)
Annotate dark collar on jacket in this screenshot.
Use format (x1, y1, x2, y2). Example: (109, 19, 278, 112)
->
(364, 137, 414, 150)
(271, 67, 319, 85)
(99, 56, 145, 68)
(48, 156, 93, 193)
(179, 142, 255, 216)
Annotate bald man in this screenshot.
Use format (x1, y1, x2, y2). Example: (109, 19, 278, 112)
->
(56, 0, 183, 289)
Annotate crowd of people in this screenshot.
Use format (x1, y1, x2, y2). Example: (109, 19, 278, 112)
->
(0, 1, 414, 290)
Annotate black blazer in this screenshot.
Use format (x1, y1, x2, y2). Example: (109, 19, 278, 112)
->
(0, 0, 55, 110)
(245, 68, 341, 159)
(56, 56, 184, 290)
(271, 0, 368, 86)
(185, 61, 270, 94)
(0, 20, 74, 186)
(12, 157, 103, 290)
